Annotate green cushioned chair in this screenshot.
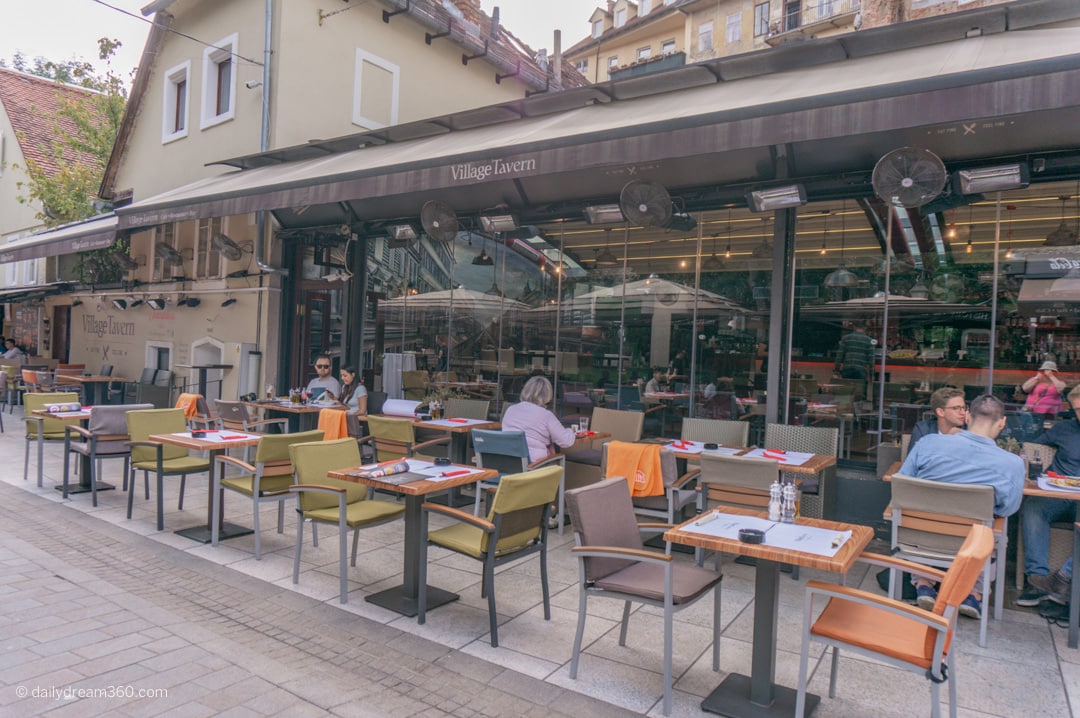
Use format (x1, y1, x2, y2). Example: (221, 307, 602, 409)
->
(361, 415, 448, 463)
(23, 392, 81, 487)
(126, 408, 209, 530)
(418, 465, 563, 647)
(288, 438, 406, 603)
(211, 430, 324, 559)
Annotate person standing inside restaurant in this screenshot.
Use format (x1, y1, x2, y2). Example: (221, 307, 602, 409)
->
(501, 376, 577, 463)
(909, 386, 968, 450)
(833, 323, 875, 380)
(1017, 384, 1080, 608)
(898, 394, 1024, 619)
(335, 366, 367, 414)
(666, 349, 687, 384)
(1022, 360, 1065, 418)
(305, 355, 341, 400)
(434, 335, 449, 373)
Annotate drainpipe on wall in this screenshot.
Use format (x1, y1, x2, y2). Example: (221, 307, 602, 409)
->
(256, 0, 287, 276)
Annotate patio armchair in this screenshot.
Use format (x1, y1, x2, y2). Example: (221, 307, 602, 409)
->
(22, 391, 82, 487)
(795, 524, 994, 718)
(763, 423, 838, 518)
(562, 407, 644, 492)
(360, 415, 449, 463)
(62, 403, 153, 506)
(600, 442, 699, 525)
(695, 453, 780, 565)
(470, 429, 566, 532)
(417, 465, 563, 647)
(211, 429, 325, 559)
(288, 438, 407, 603)
(125, 408, 208, 530)
(565, 478, 723, 716)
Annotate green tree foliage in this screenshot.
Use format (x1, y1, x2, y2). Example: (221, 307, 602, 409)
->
(6, 39, 129, 283)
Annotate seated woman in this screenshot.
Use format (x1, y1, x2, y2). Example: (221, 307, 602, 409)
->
(501, 376, 577, 463)
(336, 365, 368, 414)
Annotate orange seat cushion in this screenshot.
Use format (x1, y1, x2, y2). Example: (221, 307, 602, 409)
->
(811, 597, 940, 669)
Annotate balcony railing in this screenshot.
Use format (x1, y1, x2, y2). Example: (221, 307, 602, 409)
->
(768, 0, 860, 44)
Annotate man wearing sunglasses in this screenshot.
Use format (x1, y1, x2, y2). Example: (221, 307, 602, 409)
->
(305, 355, 341, 401)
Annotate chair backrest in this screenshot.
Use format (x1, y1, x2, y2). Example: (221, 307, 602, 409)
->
(1023, 441, 1057, 470)
(366, 415, 416, 461)
(153, 370, 173, 387)
(890, 473, 995, 556)
(56, 365, 84, 377)
(600, 443, 678, 490)
(213, 399, 253, 430)
(367, 390, 388, 415)
(0, 370, 6, 397)
(22, 391, 82, 436)
(289, 438, 366, 511)
(126, 408, 190, 462)
(138, 368, 157, 384)
(445, 398, 490, 420)
(681, 417, 749, 446)
(484, 465, 563, 552)
(35, 371, 56, 390)
(472, 429, 531, 474)
(931, 524, 994, 624)
(566, 477, 645, 581)
(591, 407, 644, 443)
(698, 453, 780, 509)
(100, 364, 114, 377)
(254, 429, 324, 465)
(87, 403, 154, 435)
(764, 423, 838, 455)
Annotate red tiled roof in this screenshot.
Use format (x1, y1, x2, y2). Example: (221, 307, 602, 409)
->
(0, 67, 105, 180)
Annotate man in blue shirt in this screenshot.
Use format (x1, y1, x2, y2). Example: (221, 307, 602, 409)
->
(909, 386, 968, 450)
(1017, 384, 1080, 607)
(898, 394, 1024, 619)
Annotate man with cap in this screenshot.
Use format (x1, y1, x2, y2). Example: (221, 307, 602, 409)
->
(1022, 360, 1065, 417)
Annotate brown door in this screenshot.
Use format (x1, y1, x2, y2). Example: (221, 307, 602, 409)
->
(290, 289, 338, 387)
(52, 305, 71, 363)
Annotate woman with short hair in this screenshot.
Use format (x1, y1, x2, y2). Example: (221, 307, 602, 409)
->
(501, 376, 577, 463)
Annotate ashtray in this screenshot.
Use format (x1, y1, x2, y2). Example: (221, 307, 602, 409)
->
(433, 457, 452, 466)
(703, 442, 719, 450)
(191, 430, 208, 439)
(738, 528, 766, 544)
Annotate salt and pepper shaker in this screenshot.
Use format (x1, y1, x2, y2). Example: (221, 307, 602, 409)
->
(768, 480, 782, 522)
(781, 481, 797, 523)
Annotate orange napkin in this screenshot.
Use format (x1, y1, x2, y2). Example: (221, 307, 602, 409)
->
(604, 440, 663, 497)
(318, 408, 349, 441)
(175, 393, 202, 419)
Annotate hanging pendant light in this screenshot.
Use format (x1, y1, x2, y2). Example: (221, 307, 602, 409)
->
(824, 201, 859, 288)
(595, 228, 619, 266)
(909, 275, 930, 299)
(703, 212, 731, 270)
(1003, 204, 1016, 259)
(1045, 194, 1079, 246)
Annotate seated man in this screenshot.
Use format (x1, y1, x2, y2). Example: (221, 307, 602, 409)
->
(909, 386, 968, 450)
(1017, 384, 1080, 607)
(898, 394, 1024, 619)
(305, 355, 341, 400)
(644, 368, 665, 395)
(2, 339, 23, 360)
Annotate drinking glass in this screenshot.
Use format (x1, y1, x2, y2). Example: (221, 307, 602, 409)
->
(578, 417, 590, 432)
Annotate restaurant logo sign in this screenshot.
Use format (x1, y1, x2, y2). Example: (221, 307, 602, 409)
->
(450, 157, 537, 183)
(1017, 257, 1080, 279)
(83, 314, 137, 338)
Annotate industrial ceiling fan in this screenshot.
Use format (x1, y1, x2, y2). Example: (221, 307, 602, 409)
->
(420, 200, 459, 242)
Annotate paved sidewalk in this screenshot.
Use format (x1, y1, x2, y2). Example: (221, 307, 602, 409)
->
(0, 477, 637, 717)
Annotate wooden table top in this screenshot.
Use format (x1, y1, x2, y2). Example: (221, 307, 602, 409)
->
(30, 408, 91, 420)
(67, 374, 125, 383)
(668, 444, 836, 475)
(665, 505, 874, 573)
(413, 418, 501, 433)
(328, 464, 497, 496)
(243, 400, 325, 414)
(148, 431, 262, 451)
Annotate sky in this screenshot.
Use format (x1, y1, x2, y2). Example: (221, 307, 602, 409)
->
(0, 0, 602, 83)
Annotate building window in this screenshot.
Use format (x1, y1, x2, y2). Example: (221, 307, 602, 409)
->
(153, 223, 182, 281)
(161, 60, 190, 143)
(574, 58, 589, 74)
(592, 19, 603, 37)
(754, 2, 770, 36)
(195, 218, 224, 279)
(698, 22, 714, 52)
(640, 0, 651, 14)
(726, 13, 742, 44)
(200, 33, 237, 129)
(637, 46, 651, 61)
(608, 56, 619, 75)
(352, 49, 400, 130)
(661, 39, 676, 55)
(615, 7, 626, 27)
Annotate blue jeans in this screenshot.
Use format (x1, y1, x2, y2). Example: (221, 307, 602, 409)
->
(1022, 495, 1076, 579)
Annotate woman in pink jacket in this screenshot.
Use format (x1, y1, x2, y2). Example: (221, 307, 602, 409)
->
(1023, 360, 1065, 417)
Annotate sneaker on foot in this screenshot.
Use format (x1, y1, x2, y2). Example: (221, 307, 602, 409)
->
(1048, 572, 1072, 606)
(1016, 574, 1053, 607)
(916, 583, 937, 610)
(959, 593, 982, 620)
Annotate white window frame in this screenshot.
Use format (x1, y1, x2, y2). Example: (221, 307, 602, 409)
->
(195, 217, 225, 279)
(615, 7, 627, 27)
(145, 341, 173, 373)
(754, 2, 771, 36)
(608, 55, 619, 72)
(200, 33, 238, 130)
(153, 223, 182, 282)
(4, 257, 16, 286)
(21, 259, 38, 286)
(592, 19, 603, 38)
(352, 49, 400, 130)
(161, 60, 190, 144)
(575, 58, 589, 74)
(661, 39, 676, 55)
(639, 0, 651, 15)
(726, 13, 742, 44)
(636, 46, 651, 61)
(699, 22, 714, 52)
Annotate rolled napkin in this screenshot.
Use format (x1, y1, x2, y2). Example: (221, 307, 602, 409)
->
(381, 399, 421, 417)
(44, 402, 82, 413)
(348, 461, 410, 479)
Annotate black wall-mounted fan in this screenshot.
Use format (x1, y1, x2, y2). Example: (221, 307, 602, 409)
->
(619, 179, 673, 228)
(110, 251, 140, 271)
(871, 147, 947, 209)
(421, 200, 459, 242)
(155, 242, 185, 267)
(211, 233, 251, 261)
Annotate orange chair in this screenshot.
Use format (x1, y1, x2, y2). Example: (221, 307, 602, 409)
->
(795, 524, 994, 718)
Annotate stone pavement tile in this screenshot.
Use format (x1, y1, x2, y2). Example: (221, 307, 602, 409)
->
(0, 650, 83, 685)
(148, 702, 219, 718)
(68, 646, 158, 679)
(73, 632, 153, 660)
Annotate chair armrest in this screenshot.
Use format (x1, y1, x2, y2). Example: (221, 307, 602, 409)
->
(572, 545, 674, 564)
(128, 440, 164, 450)
(529, 453, 566, 469)
(856, 552, 948, 583)
(805, 579, 951, 631)
(643, 404, 666, 415)
(216, 455, 256, 474)
(412, 436, 451, 453)
(246, 418, 287, 432)
(65, 425, 93, 440)
(421, 502, 495, 531)
(638, 522, 675, 530)
(191, 416, 220, 430)
(289, 484, 347, 495)
(671, 467, 700, 490)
